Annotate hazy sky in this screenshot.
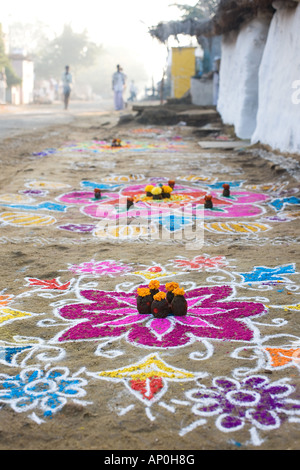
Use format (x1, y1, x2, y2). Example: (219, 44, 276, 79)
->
(2, 1, 197, 39)
(2, 0, 198, 82)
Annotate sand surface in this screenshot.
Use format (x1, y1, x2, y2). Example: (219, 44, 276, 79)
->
(0, 104, 299, 451)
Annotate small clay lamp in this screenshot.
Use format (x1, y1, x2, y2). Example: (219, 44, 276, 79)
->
(222, 184, 230, 197)
(165, 282, 179, 304)
(145, 185, 154, 197)
(136, 287, 153, 314)
(151, 186, 163, 200)
(94, 188, 101, 200)
(112, 138, 121, 147)
(171, 287, 187, 316)
(148, 280, 160, 298)
(127, 197, 134, 210)
(168, 180, 175, 189)
(204, 194, 213, 209)
(151, 291, 170, 318)
(162, 185, 173, 199)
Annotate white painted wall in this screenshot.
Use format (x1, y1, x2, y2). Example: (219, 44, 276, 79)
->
(217, 14, 271, 139)
(251, 2, 300, 154)
(11, 56, 34, 105)
(217, 30, 238, 126)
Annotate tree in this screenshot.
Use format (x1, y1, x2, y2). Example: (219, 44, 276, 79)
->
(171, 1, 220, 20)
(8, 20, 52, 55)
(0, 24, 21, 86)
(149, 1, 221, 44)
(34, 24, 101, 80)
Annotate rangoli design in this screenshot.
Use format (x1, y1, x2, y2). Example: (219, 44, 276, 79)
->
(55, 285, 265, 347)
(0, 366, 88, 422)
(53, 179, 272, 239)
(0, 211, 56, 227)
(1, 131, 300, 449)
(88, 353, 202, 406)
(184, 375, 300, 440)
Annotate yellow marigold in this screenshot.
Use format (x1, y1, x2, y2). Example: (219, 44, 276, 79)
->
(153, 291, 166, 301)
(165, 282, 179, 292)
(173, 287, 185, 296)
(145, 185, 154, 192)
(162, 185, 173, 193)
(137, 287, 151, 297)
(151, 186, 162, 195)
(148, 280, 160, 290)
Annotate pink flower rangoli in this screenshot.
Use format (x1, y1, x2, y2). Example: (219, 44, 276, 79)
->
(57, 286, 265, 348)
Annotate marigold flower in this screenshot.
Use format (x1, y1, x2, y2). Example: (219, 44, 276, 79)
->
(148, 280, 160, 290)
(137, 287, 151, 297)
(145, 185, 154, 192)
(173, 287, 185, 296)
(162, 185, 173, 193)
(165, 282, 179, 292)
(151, 187, 162, 195)
(153, 291, 166, 301)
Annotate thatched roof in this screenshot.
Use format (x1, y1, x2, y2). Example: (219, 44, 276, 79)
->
(149, 0, 298, 42)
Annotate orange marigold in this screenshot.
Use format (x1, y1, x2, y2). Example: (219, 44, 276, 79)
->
(153, 291, 166, 301)
(162, 185, 173, 193)
(165, 282, 179, 292)
(173, 287, 185, 296)
(137, 287, 151, 297)
(148, 280, 160, 290)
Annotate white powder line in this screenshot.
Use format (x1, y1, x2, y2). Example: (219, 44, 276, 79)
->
(249, 426, 264, 446)
(28, 412, 45, 425)
(117, 404, 135, 416)
(179, 419, 206, 436)
(145, 407, 156, 421)
(171, 399, 190, 406)
(289, 417, 300, 423)
(159, 402, 176, 413)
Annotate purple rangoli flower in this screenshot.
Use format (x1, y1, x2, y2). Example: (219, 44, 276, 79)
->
(59, 223, 96, 233)
(57, 285, 265, 347)
(186, 375, 300, 433)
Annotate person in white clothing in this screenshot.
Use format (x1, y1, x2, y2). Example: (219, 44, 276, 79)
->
(62, 65, 73, 110)
(112, 64, 126, 110)
(128, 80, 137, 102)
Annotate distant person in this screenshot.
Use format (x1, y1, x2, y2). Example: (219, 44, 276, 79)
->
(62, 65, 73, 110)
(128, 80, 137, 102)
(112, 64, 126, 110)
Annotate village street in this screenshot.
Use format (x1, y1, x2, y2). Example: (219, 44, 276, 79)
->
(0, 101, 299, 452)
(0, 100, 113, 139)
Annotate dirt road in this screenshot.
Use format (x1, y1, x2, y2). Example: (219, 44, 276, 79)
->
(0, 102, 299, 451)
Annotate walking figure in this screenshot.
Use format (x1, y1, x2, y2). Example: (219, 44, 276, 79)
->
(128, 80, 137, 102)
(62, 65, 73, 110)
(112, 64, 126, 111)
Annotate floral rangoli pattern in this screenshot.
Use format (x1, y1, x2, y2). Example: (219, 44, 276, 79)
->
(56, 285, 265, 347)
